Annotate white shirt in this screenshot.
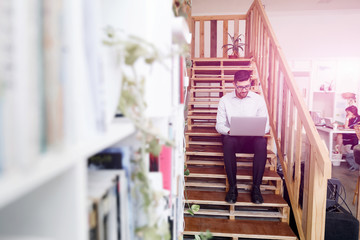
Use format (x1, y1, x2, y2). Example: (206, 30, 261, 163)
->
(215, 90, 270, 135)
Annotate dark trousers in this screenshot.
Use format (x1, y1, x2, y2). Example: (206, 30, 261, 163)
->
(222, 135, 267, 187)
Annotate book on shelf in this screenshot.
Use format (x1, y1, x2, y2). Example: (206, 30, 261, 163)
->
(88, 146, 132, 240)
(88, 199, 98, 240)
(0, 237, 54, 240)
(0, 0, 43, 172)
(88, 171, 118, 240)
(88, 148, 124, 170)
(42, 0, 64, 148)
(88, 170, 130, 240)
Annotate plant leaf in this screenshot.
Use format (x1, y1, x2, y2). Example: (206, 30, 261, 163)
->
(194, 235, 201, 240)
(187, 209, 194, 216)
(191, 204, 200, 212)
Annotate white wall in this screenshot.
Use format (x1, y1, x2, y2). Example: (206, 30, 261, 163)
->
(192, 0, 252, 15)
(267, 10, 360, 59)
(192, 0, 360, 59)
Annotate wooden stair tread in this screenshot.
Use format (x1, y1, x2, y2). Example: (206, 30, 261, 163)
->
(192, 57, 252, 62)
(193, 66, 253, 70)
(185, 127, 218, 135)
(187, 115, 216, 120)
(185, 181, 278, 191)
(189, 100, 219, 104)
(189, 123, 217, 127)
(186, 160, 274, 169)
(186, 145, 275, 156)
(188, 141, 221, 145)
(184, 209, 284, 219)
(186, 166, 280, 180)
(184, 217, 297, 239)
(185, 190, 288, 207)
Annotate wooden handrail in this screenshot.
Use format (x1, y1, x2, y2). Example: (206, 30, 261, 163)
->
(247, 1, 332, 239)
(190, 0, 332, 239)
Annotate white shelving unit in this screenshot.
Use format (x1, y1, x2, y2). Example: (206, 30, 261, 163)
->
(0, 0, 188, 239)
(0, 119, 135, 209)
(0, 119, 135, 239)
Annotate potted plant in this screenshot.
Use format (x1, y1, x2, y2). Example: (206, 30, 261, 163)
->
(222, 33, 245, 58)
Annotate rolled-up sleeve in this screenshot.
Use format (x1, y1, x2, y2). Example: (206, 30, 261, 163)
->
(216, 98, 230, 135)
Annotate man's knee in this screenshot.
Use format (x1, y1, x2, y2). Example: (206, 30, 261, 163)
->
(222, 135, 237, 145)
(254, 137, 267, 148)
(222, 135, 237, 152)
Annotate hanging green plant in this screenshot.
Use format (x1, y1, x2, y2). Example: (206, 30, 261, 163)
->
(103, 27, 172, 240)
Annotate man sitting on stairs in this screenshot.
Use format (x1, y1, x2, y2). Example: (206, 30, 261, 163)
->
(215, 70, 270, 204)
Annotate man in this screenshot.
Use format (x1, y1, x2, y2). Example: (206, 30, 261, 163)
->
(215, 70, 270, 204)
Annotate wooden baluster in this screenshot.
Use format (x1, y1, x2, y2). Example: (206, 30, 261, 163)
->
(200, 20, 204, 58)
(191, 18, 195, 59)
(210, 20, 217, 58)
(274, 55, 280, 139)
(259, 20, 264, 79)
(306, 148, 328, 240)
(234, 18, 239, 51)
(222, 20, 228, 58)
(294, 113, 303, 207)
(287, 99, 295, 183)
(268, 42, 274, 115)
(245, 13, 250, 56)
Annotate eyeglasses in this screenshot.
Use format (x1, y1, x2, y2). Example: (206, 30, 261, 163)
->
(235, 85, 251, 90)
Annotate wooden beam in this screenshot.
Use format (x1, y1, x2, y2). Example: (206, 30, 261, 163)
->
(210, 20, 217, 58)
(222, 20, 228, 57)
(200, 20, 204, 58)
(193, 15, 247, 21)
(191, 18, 195, 59)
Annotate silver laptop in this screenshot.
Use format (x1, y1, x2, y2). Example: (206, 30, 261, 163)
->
(324, 118, 333, 129)
(229, 116, 267, 136)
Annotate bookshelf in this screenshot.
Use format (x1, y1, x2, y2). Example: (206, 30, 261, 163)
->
(0, 119, 135, 209)
(0, 119, 135, 239)
(0, 0, 188, 239)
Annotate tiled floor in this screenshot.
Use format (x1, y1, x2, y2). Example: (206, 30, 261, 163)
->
(331, 160, 359, 216)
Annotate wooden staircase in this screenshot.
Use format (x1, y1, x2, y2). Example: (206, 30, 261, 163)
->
(183, 58, 297, 240)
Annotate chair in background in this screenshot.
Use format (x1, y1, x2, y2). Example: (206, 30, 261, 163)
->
(351, 124, 360, 220)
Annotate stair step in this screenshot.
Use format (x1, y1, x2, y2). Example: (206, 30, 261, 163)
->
(185, 190, 287, 207)
(185, 127, 219, 136)
(186, 160, 274, 169)
(183, 217, 297, 240)
(186, 145, 275, 157)
(187, 113, 217, 120)
(193, 66, 254, 71)
(192, 57, 252, 62)
(188, 100, 220, 105)
(185, 208, 285, 219)
(185, 166, 280, 181)
(188, 122, 217, 127)
(189, 88, 260, 95)
(185, 180, 278, 192)
(184, 190, 289, 221)
(188, 141, 221, 145)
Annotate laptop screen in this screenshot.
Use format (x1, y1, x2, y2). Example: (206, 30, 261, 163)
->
(229, 117, 267, 136)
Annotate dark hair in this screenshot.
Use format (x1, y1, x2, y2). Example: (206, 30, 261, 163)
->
(345, 105, 359, 116)
(234, 70, 251, 83)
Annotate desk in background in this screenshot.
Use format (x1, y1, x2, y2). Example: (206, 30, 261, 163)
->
(316, 126, 356, 162)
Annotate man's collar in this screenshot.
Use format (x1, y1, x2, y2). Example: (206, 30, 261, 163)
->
(232, 90, 253, 99)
